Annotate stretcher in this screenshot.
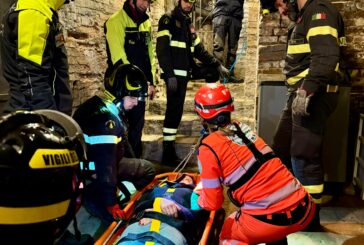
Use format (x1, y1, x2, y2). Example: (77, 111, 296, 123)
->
(95, 172, 225, 245)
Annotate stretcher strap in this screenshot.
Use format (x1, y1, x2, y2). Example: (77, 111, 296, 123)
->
(146, 198, 163, 245)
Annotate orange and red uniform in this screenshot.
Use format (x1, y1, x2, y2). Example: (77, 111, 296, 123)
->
(197, 122, 315, 244)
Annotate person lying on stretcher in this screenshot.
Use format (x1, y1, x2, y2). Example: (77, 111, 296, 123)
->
(114, 174, 209, 245)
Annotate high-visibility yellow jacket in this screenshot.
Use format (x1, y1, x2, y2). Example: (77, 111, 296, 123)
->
(0, 0, 72, 115)
(104, 2, 156, 85)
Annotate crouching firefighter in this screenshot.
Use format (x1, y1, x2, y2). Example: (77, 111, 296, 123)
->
(193, 83, 316, 245)
(73, 64, 156, 225)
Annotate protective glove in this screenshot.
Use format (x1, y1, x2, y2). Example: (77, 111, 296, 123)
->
(107, 203, 126, 221)
(167, 77, 178, 93)
(217, 64, 230, 79)
(292, 88, 314, 117)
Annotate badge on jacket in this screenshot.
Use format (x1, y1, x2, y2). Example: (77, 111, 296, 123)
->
(105, 120, 116, 129)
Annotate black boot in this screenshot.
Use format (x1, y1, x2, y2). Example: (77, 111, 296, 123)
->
(304, 204, 323, 232)
(161, 141, 180, 166)
(266, 237, 288, 245)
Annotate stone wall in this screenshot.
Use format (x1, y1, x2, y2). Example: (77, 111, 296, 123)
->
(59, 0, 122, 107)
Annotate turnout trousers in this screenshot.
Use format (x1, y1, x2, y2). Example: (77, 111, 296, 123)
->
(272, 91, 338, 203)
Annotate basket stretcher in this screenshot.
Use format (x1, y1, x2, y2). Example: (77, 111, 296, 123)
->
(95, 172, 225, 245)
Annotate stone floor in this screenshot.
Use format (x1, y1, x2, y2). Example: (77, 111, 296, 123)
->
(67, 162, 364, 245)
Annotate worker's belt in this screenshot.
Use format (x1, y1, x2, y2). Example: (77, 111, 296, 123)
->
(251, 194, 312, 226)
(326, 84, 339, 93)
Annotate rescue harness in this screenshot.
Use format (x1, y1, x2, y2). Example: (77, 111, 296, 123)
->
(200, 122, 276, 207)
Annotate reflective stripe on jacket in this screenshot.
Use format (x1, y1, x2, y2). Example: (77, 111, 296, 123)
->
(0, 0, 72, 114)
(156, 7, 219, 80)
(284, 0, 345, 90)
(104, 2, 155, 85)
(197, 122, 307, 216)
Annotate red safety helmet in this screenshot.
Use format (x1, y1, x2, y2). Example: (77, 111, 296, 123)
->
(194, 83, 234, 120)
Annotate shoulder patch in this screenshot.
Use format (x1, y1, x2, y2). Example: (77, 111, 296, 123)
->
(312, 12, 327, 21)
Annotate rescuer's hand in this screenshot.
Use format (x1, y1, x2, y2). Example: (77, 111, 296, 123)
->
(292, 88, 314, 117)
(167, 77, 178, 92)
(107, 203, 126, 221)
(149, 85, 156, 100)
(217, 64, 230, 79)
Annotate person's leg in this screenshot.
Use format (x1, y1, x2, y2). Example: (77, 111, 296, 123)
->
(227, 17, 242, 76)
(213, 15, 228, 65)
(117, 158, 156, 191)
(162, 79, 188, 165)
(290, 92, 339, 230)
(124, 101, 146, 158)
(272, 92, 294, 170)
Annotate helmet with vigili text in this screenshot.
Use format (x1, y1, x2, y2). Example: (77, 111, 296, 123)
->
(0, 110, 86, 244)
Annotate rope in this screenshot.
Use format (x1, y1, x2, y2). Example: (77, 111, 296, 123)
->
(223, 39, 247, 84)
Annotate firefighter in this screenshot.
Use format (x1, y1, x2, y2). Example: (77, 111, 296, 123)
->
(73, 64, 156, 225)
(104, 0, 157, 158)
(0, 110, 90, 244)
(0, 0, 74, 115)
(156, 0, 230, 165)
(212, 0, 244, 80)
(193, 83, 316, 245)
(261, 0, 346, 231)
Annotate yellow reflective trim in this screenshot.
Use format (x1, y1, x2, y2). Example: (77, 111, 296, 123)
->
(126, 77, 142, 91)
(150, 197, 162, 232)
(170, 40, 186, 48)
(307, 26, 338, 40)
(191, 47, 195, 53)
(0, 199, 70, 224)
(157, 30, 171, 38)
(287, 43, 310, 54)
(174, 69, 188, 77)
(194, 37, 201, 45)
(29, 149, 79, 169)
(311, 196, 322, 204)
(287, 68, 309, 85)
(164, 135, 176, 141)
(339, 37, 347, 46)
(163, 128, 178, 134)
(335, 63, 339, 71)
(167, 188, 175, 193)
(145, 242, 154, 245)
(18, 10, 49, 65)
(303, 184, 324, 194)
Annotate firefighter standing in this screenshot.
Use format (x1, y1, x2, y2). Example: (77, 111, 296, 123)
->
(263, 0, 346, 230)
(73, 64, 156, 225)
(193, 83, 315, 245)
(212, 0, 244, 79)
(0, 0, 73, 115)
(156, 0, 229, 165)
(104, 0, 156, 158)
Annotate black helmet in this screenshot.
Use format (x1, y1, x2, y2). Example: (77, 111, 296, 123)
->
(0, 110, 86, 244)
(104, 64, 148, 100)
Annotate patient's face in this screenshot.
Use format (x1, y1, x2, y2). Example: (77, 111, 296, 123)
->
(180, 175, 194, 185)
